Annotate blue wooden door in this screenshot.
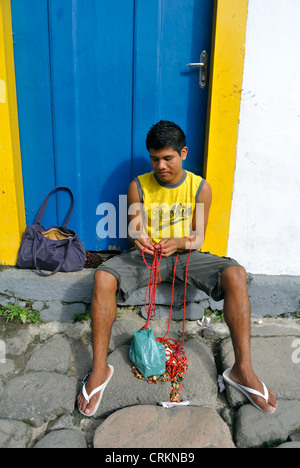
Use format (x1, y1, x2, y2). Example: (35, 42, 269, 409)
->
(11, 0, 214, 251)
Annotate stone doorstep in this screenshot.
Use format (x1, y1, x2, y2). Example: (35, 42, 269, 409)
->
(0, 267, 300, 321)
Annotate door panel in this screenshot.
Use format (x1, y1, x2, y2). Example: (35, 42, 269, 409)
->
(10, 0, 57, 226)
(132, 0, 214, 178)
(11, 0, 214, 251)
(47, 0, 134, 246)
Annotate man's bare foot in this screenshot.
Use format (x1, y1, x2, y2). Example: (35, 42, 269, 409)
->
(77, 365, 111, 416)
(229, 365, 278, 413)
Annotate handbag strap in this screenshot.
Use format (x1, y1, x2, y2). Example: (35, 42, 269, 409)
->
(32, 236, 73, 276)
(35, 186, 74, 228)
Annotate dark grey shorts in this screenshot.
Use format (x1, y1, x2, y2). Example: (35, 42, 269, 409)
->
(96, 249, 240, 302)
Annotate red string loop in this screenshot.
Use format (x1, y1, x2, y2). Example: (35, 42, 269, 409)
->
(141, 244, 163, 329)
(137, 238, 193, 402)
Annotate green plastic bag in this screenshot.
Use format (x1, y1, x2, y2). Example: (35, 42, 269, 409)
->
(129, 328, 166, 378)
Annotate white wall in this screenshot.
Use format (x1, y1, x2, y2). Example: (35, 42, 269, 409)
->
(227, 0, 300, 275)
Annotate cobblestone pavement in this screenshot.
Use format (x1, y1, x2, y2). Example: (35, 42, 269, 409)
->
(0, 308, 300, 448)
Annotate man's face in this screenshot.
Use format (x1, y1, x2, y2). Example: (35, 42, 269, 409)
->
(149, 146, 187, 185)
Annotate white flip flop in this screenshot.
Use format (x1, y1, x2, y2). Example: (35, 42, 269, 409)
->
(79, 364, 114, 417)
(222, 368, 276, 414)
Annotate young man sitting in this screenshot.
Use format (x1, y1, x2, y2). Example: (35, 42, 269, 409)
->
(77, 120, 278, 416)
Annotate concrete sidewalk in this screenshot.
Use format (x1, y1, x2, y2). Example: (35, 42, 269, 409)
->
(0, 267, 300, 448)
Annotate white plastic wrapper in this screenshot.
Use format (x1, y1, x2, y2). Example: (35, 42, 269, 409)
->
(158, 401, 190, 408)
(197, 316, 212, 327)
(218, 374, 225, 392)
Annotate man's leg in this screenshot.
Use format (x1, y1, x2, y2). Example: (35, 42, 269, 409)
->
(220, 266, 278, 413)
(77, 270, 118, 415)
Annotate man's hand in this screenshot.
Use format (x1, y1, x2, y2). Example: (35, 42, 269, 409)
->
(159, 237, 197, 257)
(134, 235, 154, 255)
(159, 238, 180, 257)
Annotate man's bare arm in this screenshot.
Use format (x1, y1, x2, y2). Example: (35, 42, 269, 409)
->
(127, 180, 154, 255)
(191, 179, 212, 248)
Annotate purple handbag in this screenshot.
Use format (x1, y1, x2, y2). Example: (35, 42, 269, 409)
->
(16, 186, 86, 276)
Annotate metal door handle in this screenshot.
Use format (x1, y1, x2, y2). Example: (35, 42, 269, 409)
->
(186, 50, 208, 89)
(186, 62, 205, 67)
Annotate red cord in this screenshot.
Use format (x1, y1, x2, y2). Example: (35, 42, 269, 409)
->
(141, 244, 163, 330)
(142, 238, 192, 343)
(181, 237, 192, 345)
(140, 238, 193, 397)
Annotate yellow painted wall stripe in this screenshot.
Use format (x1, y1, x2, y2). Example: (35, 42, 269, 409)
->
(0, 0, 26, 265)
(202, 0, 248, 256)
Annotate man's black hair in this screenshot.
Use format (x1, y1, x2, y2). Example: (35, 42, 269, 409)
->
(145, 120, 186, 155)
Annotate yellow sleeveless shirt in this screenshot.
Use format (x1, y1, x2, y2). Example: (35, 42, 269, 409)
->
(135, 170, 204, 244)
